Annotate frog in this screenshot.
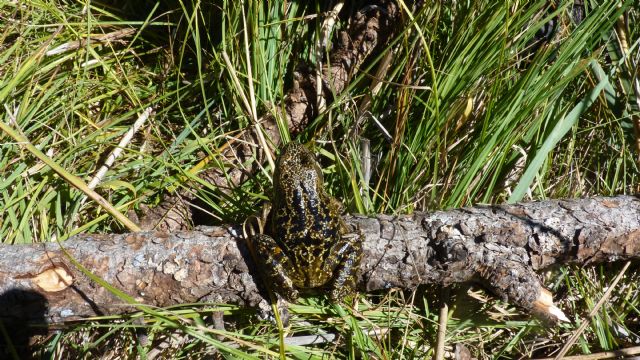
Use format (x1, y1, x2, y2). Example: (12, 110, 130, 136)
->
(252, 142, 363, 301)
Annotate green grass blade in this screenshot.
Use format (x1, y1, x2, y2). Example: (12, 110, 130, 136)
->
(508, 64, 610, 203)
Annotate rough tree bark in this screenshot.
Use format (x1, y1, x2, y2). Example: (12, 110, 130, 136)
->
(138, 1, 401, 231)
(1, 195, 639, 324)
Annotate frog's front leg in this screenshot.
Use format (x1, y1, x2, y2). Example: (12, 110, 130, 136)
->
(327, 229, 364, 301)
(253, 234, 300, 301)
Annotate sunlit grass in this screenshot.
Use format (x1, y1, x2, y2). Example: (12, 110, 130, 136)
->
(1, 0, 639, 358)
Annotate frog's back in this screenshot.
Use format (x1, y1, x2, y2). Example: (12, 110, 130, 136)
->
(270, 142, 345, 288)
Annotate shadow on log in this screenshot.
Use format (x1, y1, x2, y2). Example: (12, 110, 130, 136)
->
(0, 289, 48, 359)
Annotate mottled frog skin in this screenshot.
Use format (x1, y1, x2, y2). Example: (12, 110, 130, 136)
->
(254, 142, 363, 301)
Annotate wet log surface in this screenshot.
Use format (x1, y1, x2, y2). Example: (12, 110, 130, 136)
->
(1, 195, 639, 324)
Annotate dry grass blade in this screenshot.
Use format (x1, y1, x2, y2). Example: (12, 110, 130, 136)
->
(553, 261, 631, 359)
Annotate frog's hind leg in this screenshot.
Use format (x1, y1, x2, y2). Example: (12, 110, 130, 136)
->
(328, 231, 364, 301)
(253, 234, 300, 301)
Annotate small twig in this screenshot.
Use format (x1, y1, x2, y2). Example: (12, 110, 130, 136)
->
(434, 288, 449, 360)
(45, 28, 136, 56)
(360, 139, 371, 209)
(70, 108, 150, 231)
(87, 107, 151, 190)
(316, 2, 344, 113)
(4, 103, 19, 126)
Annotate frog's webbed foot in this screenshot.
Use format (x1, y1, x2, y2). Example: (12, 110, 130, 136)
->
(328, 230, 364, 302)
(251, 231, 295, 325)
(256, 296, 291, 326)
(253, 234, 300, 301)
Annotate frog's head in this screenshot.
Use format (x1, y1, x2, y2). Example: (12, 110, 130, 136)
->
(274, 142, 324, 195)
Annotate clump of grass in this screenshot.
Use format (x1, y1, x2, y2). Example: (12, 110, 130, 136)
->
(1, 0, 639, 358)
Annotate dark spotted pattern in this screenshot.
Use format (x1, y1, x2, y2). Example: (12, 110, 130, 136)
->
(253, 142, 363, 301)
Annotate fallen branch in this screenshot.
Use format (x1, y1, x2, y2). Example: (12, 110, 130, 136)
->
(1, 195, 639, 324)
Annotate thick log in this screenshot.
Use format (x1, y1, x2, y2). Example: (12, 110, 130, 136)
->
(1, 196, 639, 324)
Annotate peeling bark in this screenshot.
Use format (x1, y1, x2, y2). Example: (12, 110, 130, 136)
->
(139, 0, 400, 231)
(1, 196, 639, 324)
